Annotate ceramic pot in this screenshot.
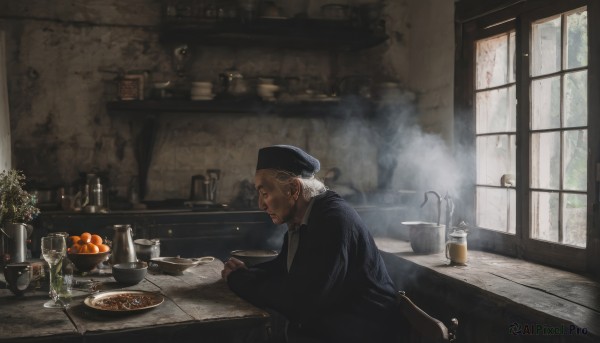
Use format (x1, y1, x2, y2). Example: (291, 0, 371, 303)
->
(402, 222, 445, 254)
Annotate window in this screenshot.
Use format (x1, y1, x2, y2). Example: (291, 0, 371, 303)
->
(529, 9, 588, 247)
(456, 0, 593, 272)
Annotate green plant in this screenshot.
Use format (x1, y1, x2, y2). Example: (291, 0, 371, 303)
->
(0, 169, 40, 227)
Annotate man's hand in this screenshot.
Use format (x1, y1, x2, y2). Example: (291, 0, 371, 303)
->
(221, 257, 247, 280)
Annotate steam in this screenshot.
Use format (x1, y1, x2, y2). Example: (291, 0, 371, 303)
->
(257, 89, 476, 250)
(372, 90, 474, 232)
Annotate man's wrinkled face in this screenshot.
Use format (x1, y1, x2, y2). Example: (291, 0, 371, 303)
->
(254, 170, 295, 225)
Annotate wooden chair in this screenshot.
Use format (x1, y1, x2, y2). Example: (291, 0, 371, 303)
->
(397, 291, 458, 343)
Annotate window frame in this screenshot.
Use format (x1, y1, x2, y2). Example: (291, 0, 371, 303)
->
(454, 0, 597, 273)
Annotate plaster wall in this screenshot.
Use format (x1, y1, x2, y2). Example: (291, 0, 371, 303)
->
(407, 0, 455, 143)
(0, 0, 454, 204)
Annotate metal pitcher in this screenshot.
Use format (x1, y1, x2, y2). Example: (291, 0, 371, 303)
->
(0, 223, 33, 264)
(190, 169, 220, 203)
(110, 224, 137, 264)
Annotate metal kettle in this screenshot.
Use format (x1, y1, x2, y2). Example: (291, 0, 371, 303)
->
(110, 224, 137, 264)
(190, 169, 220, 204)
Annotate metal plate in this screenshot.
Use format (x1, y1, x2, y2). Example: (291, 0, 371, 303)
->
(84, 290, 164, 312)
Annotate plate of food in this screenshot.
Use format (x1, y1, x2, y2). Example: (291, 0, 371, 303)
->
(84, 290, 164, 312)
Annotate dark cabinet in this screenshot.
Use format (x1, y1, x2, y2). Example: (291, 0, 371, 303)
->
(36, 210, 286, 261)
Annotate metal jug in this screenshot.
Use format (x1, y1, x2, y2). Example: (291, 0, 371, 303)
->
(0, 223, 33, 264)
(110, 224, 137, 265)
(190, 169, 220, 203)
(81, 174, 104, 213)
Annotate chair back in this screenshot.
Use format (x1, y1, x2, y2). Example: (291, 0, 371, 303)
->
(397, 291, 458, 343)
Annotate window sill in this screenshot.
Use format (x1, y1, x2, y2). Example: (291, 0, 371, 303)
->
(375, 238, 599, 341)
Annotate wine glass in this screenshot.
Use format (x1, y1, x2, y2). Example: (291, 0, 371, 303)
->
(41, 235, 69, 308)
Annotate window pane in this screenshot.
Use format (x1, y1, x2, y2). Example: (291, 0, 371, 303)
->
(508, 32, 516, 83)
(531, 76, 560, 130)
(563, 130, 587, 191)
(566, 9, 588, 69)
(476, 86, 516, 134)
(563, 193, 586, 247)
(564, 70, 587, 127)
(531, 132, 560, 189)
(531, 191, 559, 242)
(476, 34, 509, 89)
(531, 15, 561, 76)
(476, 135, 516, 185)
(477, 187, 516, 233)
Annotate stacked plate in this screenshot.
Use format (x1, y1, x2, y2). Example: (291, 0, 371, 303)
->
(190, 81, 214, 101)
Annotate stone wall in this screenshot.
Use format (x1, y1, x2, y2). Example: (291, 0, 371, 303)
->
(0, 0, 454, 205)
(0, 32, 10, 171)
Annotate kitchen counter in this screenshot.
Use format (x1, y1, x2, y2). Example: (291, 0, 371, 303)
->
(0, 259, 269, 343)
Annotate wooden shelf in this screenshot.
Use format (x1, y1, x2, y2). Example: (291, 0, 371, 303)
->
(106, 96, 376, 119)
(160, 18, 388, 51)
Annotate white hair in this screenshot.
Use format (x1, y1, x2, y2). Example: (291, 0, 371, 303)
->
(298, 177, 327, 200)
(271, 170, 327, 201)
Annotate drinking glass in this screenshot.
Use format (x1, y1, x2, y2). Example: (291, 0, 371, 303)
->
(41, 236, 70, 308)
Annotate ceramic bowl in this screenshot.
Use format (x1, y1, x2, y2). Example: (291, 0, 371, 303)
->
(68, 251, 110, 272)
(230, 249, 279, 266)
(112, 262, 148, 285)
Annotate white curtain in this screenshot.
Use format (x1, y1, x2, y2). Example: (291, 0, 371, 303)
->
(0, 31, 11, 171)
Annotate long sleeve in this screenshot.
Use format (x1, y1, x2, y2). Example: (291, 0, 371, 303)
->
(227, 190, 398, 336)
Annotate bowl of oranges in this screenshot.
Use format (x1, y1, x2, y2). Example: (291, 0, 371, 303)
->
(67, 232, 111, 272)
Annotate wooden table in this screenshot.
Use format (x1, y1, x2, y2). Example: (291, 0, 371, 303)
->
(0, 260, 270, 343)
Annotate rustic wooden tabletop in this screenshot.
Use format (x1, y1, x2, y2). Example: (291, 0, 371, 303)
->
(0, 259, 270, 343)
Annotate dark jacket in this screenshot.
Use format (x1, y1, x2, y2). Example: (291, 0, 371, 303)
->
(227, 191, 401, 342)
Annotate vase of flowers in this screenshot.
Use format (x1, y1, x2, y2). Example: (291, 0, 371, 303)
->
(0, 169, 40, 264)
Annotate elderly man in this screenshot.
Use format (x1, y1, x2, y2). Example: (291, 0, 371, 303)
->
(222, 145, 401, 342)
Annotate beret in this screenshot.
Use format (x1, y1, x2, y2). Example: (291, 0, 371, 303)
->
(256, 145, 320, 177)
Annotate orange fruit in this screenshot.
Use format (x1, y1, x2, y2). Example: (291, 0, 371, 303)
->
(68, 236, 81, 245)
(90, 234, 103, 246)
(70, 244, 81, 253)
(79, 242, 99, 254)
(97, 244, 110, 253)
(80, 232, 91, 243)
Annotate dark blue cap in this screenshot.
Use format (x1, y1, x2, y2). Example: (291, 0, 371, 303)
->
(256, 145, 320, 177)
